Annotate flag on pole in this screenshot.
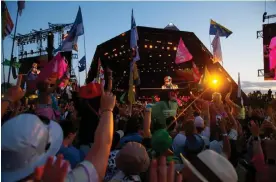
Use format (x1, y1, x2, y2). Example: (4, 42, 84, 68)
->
(192, 62, 201, 82)
(198, 66, 211, 89)
(37, 53, 68, 83)
(175, 38, 193, 64)
(128, 9, 140, 104)
(1, 1, 14, 38)
(211, 32, 223, 63)
(55, 7, 84, 52)
(209, 19, 232, 38)
(17, 0, 25, 16)
(130, 9, 140, 62)
(78, 56, 86, 72)
(237, 72, 244, 106)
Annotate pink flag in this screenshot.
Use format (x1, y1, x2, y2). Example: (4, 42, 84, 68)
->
(192, 62, 201, 82)
(175, 38, 193, 64)
(37, 53, 68, 84)
(269, 36, 276, 80)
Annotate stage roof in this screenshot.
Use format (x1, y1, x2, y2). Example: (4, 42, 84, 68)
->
(87, 26, 247, 101)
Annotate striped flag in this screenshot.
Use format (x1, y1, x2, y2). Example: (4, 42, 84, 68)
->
(211, 32, 223, 63)
(1, 1, 14, 38)
(17, 0, 25, 16)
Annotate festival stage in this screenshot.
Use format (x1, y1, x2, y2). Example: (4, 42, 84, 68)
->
(87, 24, 247, 102)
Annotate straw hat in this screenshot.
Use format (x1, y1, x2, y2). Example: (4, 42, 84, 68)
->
(180, 150, 238, 182)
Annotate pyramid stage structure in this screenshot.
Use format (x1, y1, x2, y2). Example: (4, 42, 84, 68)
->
(87, 24, 247, 103)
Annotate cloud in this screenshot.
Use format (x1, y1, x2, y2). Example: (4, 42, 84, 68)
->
(242, 81, 276, 93)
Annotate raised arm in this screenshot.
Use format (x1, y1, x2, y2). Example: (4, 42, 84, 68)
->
(85, 92, 116, 180)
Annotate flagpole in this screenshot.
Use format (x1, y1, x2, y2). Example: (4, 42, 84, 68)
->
(2, 39, 6, 91)
(78, 68, 81, 86)
(7, 7, 19, 85)
(83, 33, 87, 80)
(209, 34, 212, 53)
(220, 38, 224, 67)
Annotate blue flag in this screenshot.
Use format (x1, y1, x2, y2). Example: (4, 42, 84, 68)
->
(55, 7, 84, 53)
(78, 56, 86, 72)
(130, 9, 140, 62)
(209, 19, 232, 38)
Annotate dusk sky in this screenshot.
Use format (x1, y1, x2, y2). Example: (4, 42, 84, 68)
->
(2, 1, 276, 92)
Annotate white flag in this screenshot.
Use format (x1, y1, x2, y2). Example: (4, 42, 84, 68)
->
(237, 72, 243, 106)
(237, 73, 241, 98)
(212, 32, 223, 63)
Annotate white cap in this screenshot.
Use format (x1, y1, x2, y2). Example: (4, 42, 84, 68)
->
(2, 114, 63, 182)
(194, 116, 204, 128)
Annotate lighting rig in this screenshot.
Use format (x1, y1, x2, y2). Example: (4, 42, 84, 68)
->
(14, 23, 73, 58)
(13, 23, 78, 78)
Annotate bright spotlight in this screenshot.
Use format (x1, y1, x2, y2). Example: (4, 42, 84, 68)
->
(212, 79, 218, 84)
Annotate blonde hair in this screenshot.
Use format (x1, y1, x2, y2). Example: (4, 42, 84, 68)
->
(212, 92, 222, 104)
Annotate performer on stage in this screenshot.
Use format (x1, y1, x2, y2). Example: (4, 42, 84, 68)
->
(27, 63, 40, 81)
(162, 76, 178, 89)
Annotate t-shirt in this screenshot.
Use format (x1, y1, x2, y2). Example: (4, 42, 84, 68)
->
(65, 160, 99, 182)
(151, 100, 178, 130)
(172, 133, 186, 158)
(58, 145, 85, 169)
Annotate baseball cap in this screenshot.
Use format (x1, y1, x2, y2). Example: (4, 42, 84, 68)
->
(115, 142, 150, 175)
(151, 129, 172, 154)
(2, 114, 63, 182)
(194, 116, 204, 128)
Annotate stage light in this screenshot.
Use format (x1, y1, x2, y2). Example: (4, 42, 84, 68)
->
(157, 40, 161, 43)
(115, 54, 117, 57)
(104, 52, 108, 55)
(159, 54, 162, 57)
(212, 79, 218, 84)
(2, 95, 4, 98)
(162, 47, 164, 49)
(155, 46, 157, 48)
(173, 47, 177, 50)
(168, 54, 171, 56)
(145, 45, 148, 48)
(168, 42, 172, 45)
(167, 47, 170, 50)
(149, 45, 153, 49)
(121, 33, 125, 36)
(113, 49, 116, 52)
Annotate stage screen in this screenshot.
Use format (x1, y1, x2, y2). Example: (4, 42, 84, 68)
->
(263, 23, 276, 80)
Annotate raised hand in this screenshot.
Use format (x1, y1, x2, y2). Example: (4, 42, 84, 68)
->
(100, 92, 116, 112)
(149, 156, 182, 182)
(34, 155, 69, 182)
(4, 86, 25, 103)
(249, 120, 260, 137)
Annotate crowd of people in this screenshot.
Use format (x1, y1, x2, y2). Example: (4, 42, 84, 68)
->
(1, 73, 276, 182)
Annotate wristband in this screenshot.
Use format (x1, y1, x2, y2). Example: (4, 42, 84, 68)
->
(222, 133, 228, 137)
(100, 109, 113, 115)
